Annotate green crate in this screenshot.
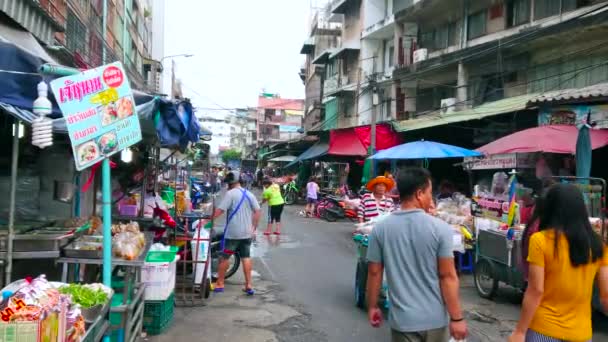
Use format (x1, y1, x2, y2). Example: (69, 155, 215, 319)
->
(143, 292, 174, 335)
(145, 246, 179, 263)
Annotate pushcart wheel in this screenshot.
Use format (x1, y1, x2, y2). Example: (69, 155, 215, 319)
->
(474, 258, 499, 299)
(355, 261, 367, 308)
(204, 279, 211, 299)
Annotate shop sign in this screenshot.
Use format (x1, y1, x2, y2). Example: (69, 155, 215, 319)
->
(471, 197, 508, 221)
(538, 104, 608, 128)
(51, 62, 142, 171)
(279, 125, 300, 133)
(464, 153, 536, 170)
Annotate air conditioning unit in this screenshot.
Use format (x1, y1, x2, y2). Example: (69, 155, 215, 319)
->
(440, 98, 457, 115)
(413, 48, 428, 63)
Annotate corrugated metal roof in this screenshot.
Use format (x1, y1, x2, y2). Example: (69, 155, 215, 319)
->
(528, 82, 608, 105)
(300, 37, 315, 54)
(393, 94, 538, 132)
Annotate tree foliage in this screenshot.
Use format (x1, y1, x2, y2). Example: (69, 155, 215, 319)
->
(221, 149, 242, 163)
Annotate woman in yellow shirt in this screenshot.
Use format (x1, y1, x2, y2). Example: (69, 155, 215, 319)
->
(510, 184, 608, 342)
(261, 178, 285, 236)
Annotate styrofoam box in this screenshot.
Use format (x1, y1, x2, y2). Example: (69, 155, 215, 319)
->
(141, 255, 179, 301)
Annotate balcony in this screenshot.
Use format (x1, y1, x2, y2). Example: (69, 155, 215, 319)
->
(324, 74, 356, 96)
(362, 15, 395, 40)
(2, 0, 66, 44)
(330, 0, 356, 14)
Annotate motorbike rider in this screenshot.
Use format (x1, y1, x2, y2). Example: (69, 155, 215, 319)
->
(204, 171, 261, 295)
(358, 176, 395, 223)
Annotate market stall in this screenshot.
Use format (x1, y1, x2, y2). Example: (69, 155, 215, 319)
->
(469, 124, 608, 315)
(351, 141, 480, 309)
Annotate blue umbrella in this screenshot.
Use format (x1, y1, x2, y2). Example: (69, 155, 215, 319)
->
(368, 140, 482, 160)
(576, 122, 592, 178)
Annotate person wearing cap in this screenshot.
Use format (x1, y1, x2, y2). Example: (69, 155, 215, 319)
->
(358, 176, 396, 223)
(205, 171, 261, 295)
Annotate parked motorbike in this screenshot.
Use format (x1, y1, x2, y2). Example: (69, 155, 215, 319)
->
(282, 180, 300, 205)
(319, 194, 358, 222)
(191, 181, 212, 208)
(209, 230, 241, 281)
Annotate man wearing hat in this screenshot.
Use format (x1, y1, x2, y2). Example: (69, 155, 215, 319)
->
(205, 171, 261, 295)
(358, 176, 396, 223)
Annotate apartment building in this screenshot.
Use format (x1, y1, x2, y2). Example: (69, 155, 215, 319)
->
(257, 94, 305, 144)
(392, 0, 608, 126)
(197, 112, 233, 156)
(300, 4, 342, 131)
(0, 0, 158, 92)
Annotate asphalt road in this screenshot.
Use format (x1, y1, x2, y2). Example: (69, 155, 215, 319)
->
(155, 198, 608, 341)
(252, 204, 390, 341)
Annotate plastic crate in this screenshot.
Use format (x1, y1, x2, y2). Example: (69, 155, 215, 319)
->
(141, 255, 179, 300)
(145, 246, 179, 263)
(0, 322, 39, 342)
(118, 204, 139, 217)
(143, 292, 174, 336)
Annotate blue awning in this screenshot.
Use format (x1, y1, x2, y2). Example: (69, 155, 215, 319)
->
(285, 142, 329, 168)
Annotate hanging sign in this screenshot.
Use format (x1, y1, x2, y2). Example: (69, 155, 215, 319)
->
(51, 62, 142, 171)
(464, 153, 536, 170)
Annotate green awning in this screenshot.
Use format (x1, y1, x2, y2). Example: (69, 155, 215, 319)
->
(393, 94, 539, 132)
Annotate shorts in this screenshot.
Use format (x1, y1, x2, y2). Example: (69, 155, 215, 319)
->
(307, 197, 318, 204)
(525, 330, 591, 342)
(391, 326, 449, 342)
(221, 238, 252, 259)
(268, 204, 284, 223)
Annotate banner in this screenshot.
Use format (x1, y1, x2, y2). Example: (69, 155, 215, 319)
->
(464, 153, 536, 170)
(50, 62, 142, 171)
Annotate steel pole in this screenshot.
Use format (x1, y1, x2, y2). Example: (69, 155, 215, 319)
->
(5, 120, 20, 285)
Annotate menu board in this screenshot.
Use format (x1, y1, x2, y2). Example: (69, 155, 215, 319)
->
(50, 62, 141, 171)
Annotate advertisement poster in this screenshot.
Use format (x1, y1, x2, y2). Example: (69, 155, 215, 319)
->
(50, 62, 142, 171)
(538, 104, 608, 129)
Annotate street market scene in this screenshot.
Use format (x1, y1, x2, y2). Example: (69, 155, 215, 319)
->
(3, 0, 608, 341)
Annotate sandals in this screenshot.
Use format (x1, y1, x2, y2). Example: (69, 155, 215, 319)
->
(273, 231, 281, 235)
(213, 287, 224, 293)
(242, 288, 255, 296)
(263, 231, 272, 236)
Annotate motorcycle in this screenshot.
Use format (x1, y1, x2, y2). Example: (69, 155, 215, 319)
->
(191, 180, 212, 209)
(150, 205, 239, 281)
(282, 180, 300, 205)
(316, 188, 367, 222)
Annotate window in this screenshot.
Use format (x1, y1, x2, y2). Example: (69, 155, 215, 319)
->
(507, 0, 531, 27)
(66, 11, 87, 54)
(434, 25, 449, 50)
(388, 46, 395, 67)
(534, 0, 560, 19)
(467, 10, 487, 40)
(447, 22, 458, 46)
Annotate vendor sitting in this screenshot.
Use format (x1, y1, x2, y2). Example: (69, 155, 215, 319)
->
(358, 176, 395, 223)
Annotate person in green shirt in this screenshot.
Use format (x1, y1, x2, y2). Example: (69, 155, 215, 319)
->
(261, 178, 285, 235)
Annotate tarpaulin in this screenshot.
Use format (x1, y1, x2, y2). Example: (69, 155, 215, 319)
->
(156, 99, 200, 150)
(354, 123, 402, 151)
(477, 125, 608, 155)
(328, 128, 367, 156)
(285, 142, 329, 168)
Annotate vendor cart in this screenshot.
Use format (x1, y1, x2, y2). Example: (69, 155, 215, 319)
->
(472, 175, 607, 316)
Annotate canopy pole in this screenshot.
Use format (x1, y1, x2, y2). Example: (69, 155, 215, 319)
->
(5, 119, 20, 285)
(101, 159, 112, 287)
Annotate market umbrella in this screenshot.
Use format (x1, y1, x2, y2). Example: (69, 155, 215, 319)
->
(477, 125, 608, 155)
(368, 140, 481, 160)
(576, 123, 592, 178)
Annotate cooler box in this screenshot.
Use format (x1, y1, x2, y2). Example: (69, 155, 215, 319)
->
(141, 247, 179, 301)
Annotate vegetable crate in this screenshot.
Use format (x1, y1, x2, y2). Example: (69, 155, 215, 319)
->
(0, 322, 39, 342)
(143, 292, 174, 335)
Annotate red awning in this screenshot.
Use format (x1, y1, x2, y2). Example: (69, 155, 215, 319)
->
(477, 125, 608, 155)
(329, 128, 367, 156)
(354, 123, 402, 151)
(328, 124, 402, 156)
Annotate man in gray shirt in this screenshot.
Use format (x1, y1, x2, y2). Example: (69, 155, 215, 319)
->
(207, 171, 261, 295)
(366, 167, 467, 341)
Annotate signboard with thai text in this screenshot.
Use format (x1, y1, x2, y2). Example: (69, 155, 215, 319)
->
(50, 62, 141, 171)
(464, 153, 536, 170)
(538, 104, 608, 129)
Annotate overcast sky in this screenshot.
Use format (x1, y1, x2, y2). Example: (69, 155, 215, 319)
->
(163, 0, 313, 111)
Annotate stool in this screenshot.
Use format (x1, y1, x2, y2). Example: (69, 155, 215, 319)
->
(455, 250, 474, 274)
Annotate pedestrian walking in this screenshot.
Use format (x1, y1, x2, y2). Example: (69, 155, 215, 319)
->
(205, 171, 261, 296)
(358, 176, 395, 223)
(261, 178, 285, 235)
(509, 183, 608, 342)
(256, 169, 264, 188)
(209, 167, 218, 194)
(366, 167, 467, 341)
(305, 177, 319, 217)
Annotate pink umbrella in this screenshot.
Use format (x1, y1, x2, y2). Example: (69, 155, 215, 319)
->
(477, 125, 608, 155)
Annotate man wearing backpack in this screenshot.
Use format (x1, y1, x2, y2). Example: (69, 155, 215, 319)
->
(207, 171, 261, 295)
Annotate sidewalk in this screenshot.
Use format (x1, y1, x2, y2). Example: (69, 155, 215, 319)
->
(148, 265, 325, 342)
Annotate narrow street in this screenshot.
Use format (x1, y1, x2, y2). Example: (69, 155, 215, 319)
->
(151, 203, 608, 342)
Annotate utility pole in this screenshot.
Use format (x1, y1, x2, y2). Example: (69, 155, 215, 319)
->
(370, 81, 378, 179)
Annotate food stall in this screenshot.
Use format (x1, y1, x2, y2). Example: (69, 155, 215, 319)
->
(468, 125, 608, 315)
(352, 140, 480, 310)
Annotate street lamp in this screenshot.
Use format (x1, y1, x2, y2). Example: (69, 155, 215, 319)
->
(160, 53, 194, 65)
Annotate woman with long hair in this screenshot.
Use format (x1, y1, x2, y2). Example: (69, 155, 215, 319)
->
(509, 184, 608, 342)
(520, 195, 544, 281)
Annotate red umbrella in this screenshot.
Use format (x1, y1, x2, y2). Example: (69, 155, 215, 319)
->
(477, 125, 608, 155)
